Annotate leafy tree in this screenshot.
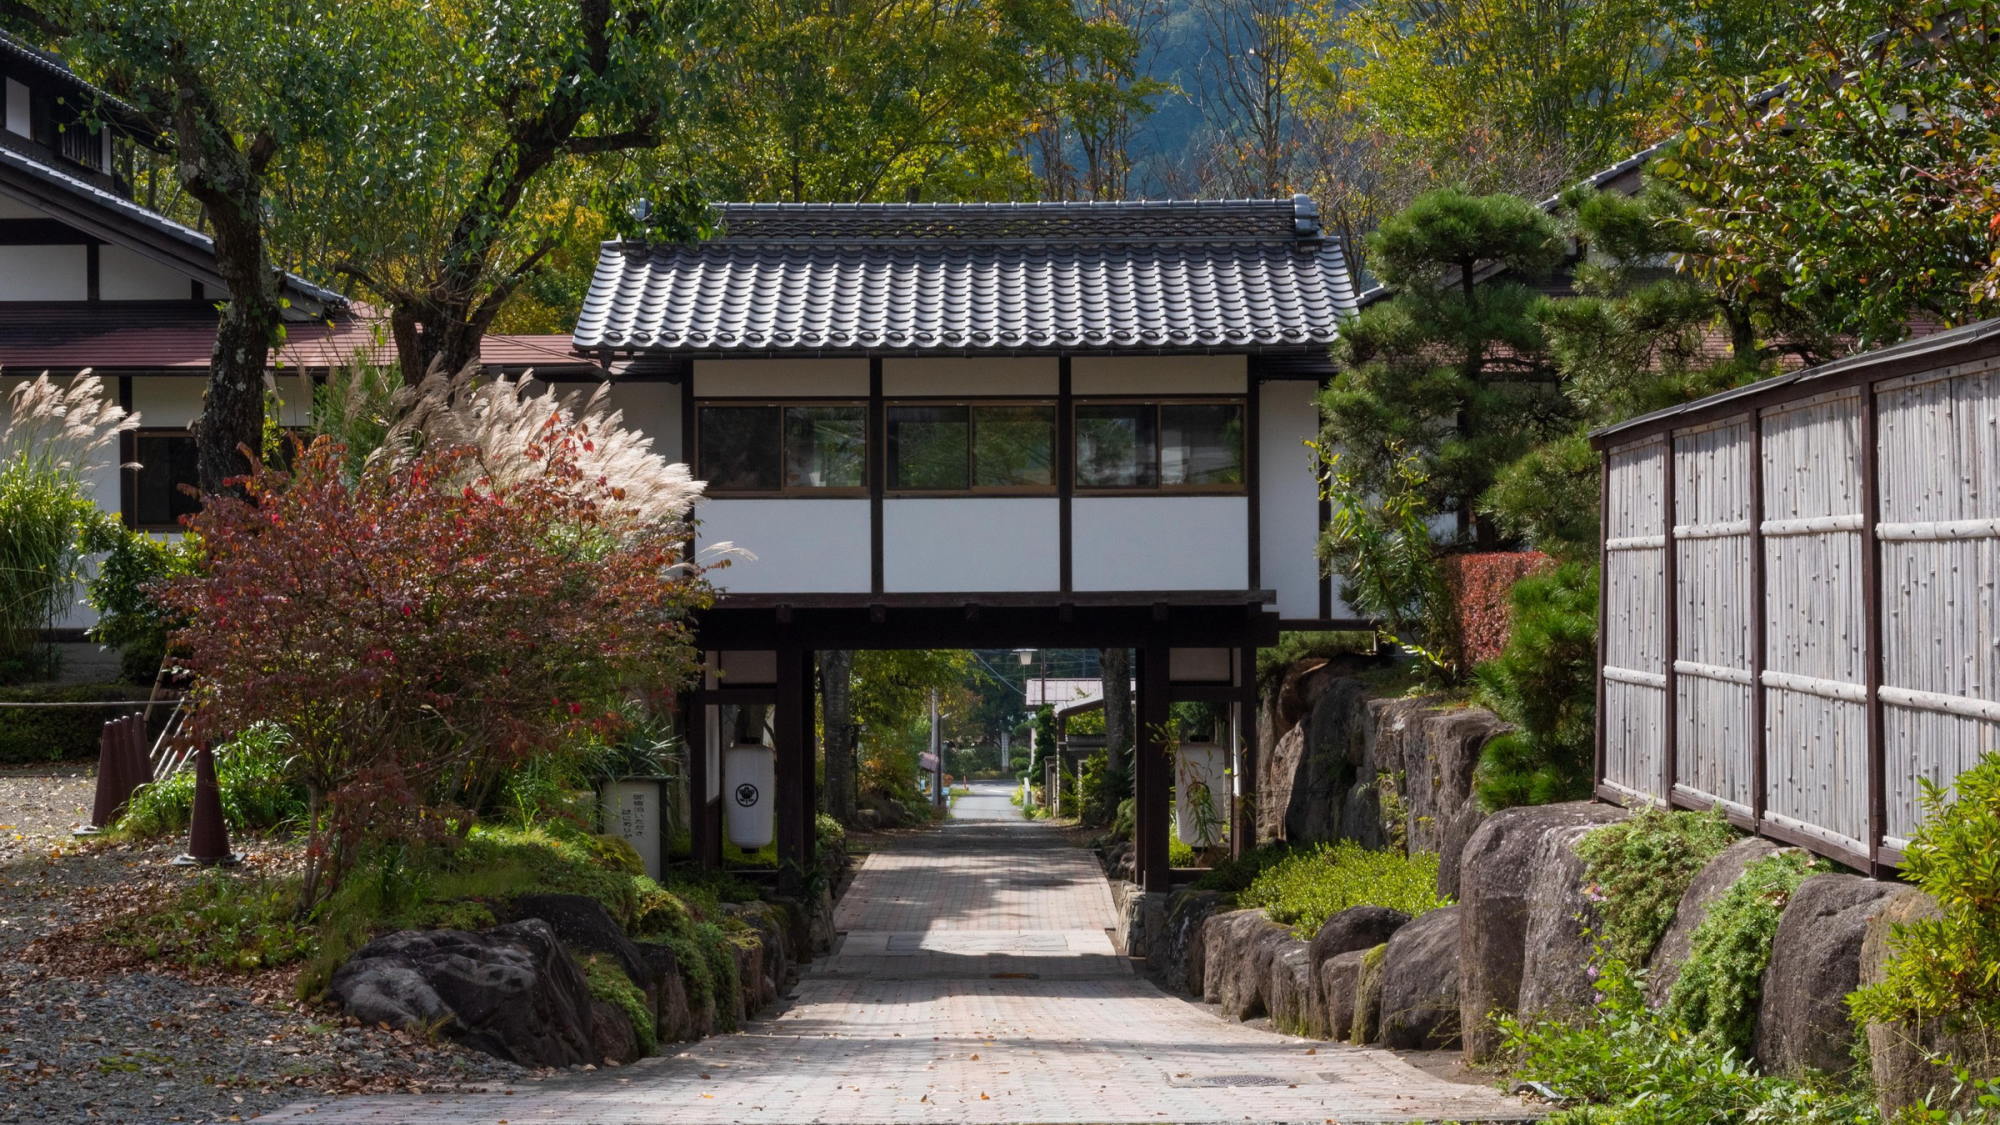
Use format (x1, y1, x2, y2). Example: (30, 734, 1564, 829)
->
(1659, 0, 2000, 348)
(1311, 0, 1803, 204)
(1030, 0, 1167, 201)
(683, 0, 1142, 204)
(161, 421, 710, 910)
(4, 1, 373, 493)
(303, 0, 714, 383)
(1319, 188, 1565, 543)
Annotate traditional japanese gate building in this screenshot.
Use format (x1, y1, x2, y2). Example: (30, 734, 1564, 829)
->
(574, 199, 1361, 891)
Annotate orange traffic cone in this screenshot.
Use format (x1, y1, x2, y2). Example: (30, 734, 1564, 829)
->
(173, 741, 239, 867)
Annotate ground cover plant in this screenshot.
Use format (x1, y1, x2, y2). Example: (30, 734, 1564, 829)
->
(1662, 849, 1822, 1054)
(1236, 840, 1445, 937)
(1575, 807, 1737, 966)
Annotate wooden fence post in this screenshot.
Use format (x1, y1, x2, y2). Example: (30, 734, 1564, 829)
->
(1860, 391, 1887, 876)
(1748, 413, 1769, 830)
(1662, 435, 1679, 805)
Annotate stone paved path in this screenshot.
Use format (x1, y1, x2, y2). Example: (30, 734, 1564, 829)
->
(258, 782, 1537, 1124)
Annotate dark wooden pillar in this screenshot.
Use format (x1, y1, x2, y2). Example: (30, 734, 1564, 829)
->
(799, 649, 819, 874)
(774, 647, 812, 895)
(1135, 641, 1171, 893)
(1234, 642, 1258, 858)
(685, 692, 717, 870)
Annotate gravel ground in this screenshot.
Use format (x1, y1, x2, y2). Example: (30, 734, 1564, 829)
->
(0, 768, 542, 1123)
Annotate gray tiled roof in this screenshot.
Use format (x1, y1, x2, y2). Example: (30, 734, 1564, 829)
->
(573, 197, 1357, 354)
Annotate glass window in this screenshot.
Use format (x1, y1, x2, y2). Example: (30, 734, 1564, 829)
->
(698, 405, 781, 492)
(973, 405, 1054, 488)
(131, 432, 201, 528)
(1076, 404, 1158, 488)
(783, 406, 865, 489)
(1161, 403, 1243, 486)
(888, 405, 970, 491)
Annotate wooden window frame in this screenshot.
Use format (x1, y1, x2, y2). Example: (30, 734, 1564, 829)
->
(694, 399, 870, 498)
(1072, 396, 1248, 496)
(882, 399, 1060, 498)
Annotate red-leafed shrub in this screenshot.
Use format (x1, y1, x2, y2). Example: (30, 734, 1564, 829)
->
(1441, 551, 1554, 668)
(160, 423, 711, 908)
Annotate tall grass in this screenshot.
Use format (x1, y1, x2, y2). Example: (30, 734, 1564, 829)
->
(0, 374, 136, 682)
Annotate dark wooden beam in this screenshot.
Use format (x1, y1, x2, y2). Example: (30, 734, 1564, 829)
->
(774, 646, 809, 897)
(684, 691, 715, 870)
(1234, 642, 1257, 860)
(1058, 355, 1074, 593)
(1136, 640, 1171, 893)
(1860, 390, 1887, 876)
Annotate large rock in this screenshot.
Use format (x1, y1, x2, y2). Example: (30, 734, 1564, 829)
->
(1756, 873, 1910, 1076)
(1114, 886, 1170, 960)
(1380, 905, 1462, 1049)
(1458, 801, 1628, 1061)
(1434, 802, 1489, 900)
(1861, 890, 2000, 1119)
(1645, 838, 1784, 1006)
(1403, 708, 1507, 858)
(1266, 941, 1329, 1038)
(1351, 942, 1388, 1043)
(510, 893, 650, 990)
(1202, 909, 1293, 1020)
(1288, 678, 1368, 842)
(1516, 808, 1630, 1022)
(331, 920, 601, 1067)
(1319, 949, 1367, 1044)
(1308, 905, 1410, 971)
(1151, 889, 1229, 997)
(635, 941, 699, 1042)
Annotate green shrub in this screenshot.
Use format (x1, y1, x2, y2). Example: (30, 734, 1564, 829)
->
(1473, 562, 1599, 809)
(0, 682, 151, 763)
(80, 524, 199, 684)
(1500, 952, 1874, 1124)
(1664, 849, 1822, 1054)
(1076, 750, 1129, 829)
(581, 952, 656, 1054)
(1853, 753, 2000, 1031)
(815, 812, 847, 857)
(1238, 841, 1447, 937)
(1575, 807, 1737, 966)
(119, 723, 309, 837)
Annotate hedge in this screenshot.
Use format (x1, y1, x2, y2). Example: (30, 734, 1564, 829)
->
(0, 682, 156, 764)
(1440, 551, 1554, 667)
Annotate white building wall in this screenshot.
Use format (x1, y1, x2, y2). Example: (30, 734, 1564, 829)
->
(1258, 379, 1333, 619)
(693, 359, 868, 398)
(99, 244, 195, 300)
(1071, 496, 1249, 591)
(1072, 355, 1247, 396)
(882, 498, 1059, 592)
(607, 379, 681, 464)
(698, 499, 871, 593)
(881, 357, 1057, 397)
(0, 245, 87, 300)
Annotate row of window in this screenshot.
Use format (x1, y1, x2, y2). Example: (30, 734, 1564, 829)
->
(697, 400, 1246, 496)
(117, 399, 1248, 530)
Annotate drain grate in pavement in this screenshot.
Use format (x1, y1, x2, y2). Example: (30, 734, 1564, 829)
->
(1167, 1074, 1309, 1088)
(989, 972, 1040, 979)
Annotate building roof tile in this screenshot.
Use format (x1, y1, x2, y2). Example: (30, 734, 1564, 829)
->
(574, 198, 1357, 356)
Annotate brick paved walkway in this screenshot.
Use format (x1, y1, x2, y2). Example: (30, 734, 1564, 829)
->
(259, 782, 1537, 1124)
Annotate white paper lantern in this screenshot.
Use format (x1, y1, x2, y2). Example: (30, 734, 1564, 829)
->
(724, 743, 776, 849)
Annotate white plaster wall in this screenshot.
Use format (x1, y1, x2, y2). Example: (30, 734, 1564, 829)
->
(882, 498, 1059, 592)
(4, 79, 27, 137)
(697, 499, 871, 594)
(1258, 379, 1329, 619)
(131, 376, 205, 428)
(1071, 355, 1247, 396)
(692, 359, 869, 398)
(607, 379, 681, 465)
(0, 245, 87, 300)
(881, 357, 1058, 397)
(1071, 496, 1249, 591)
(99, 244, 194, 300)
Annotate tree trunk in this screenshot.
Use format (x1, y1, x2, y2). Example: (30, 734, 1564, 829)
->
(820, 650, 857, 824)
(1102, 647, 1132, 774)
(178, 113, 282, 495)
